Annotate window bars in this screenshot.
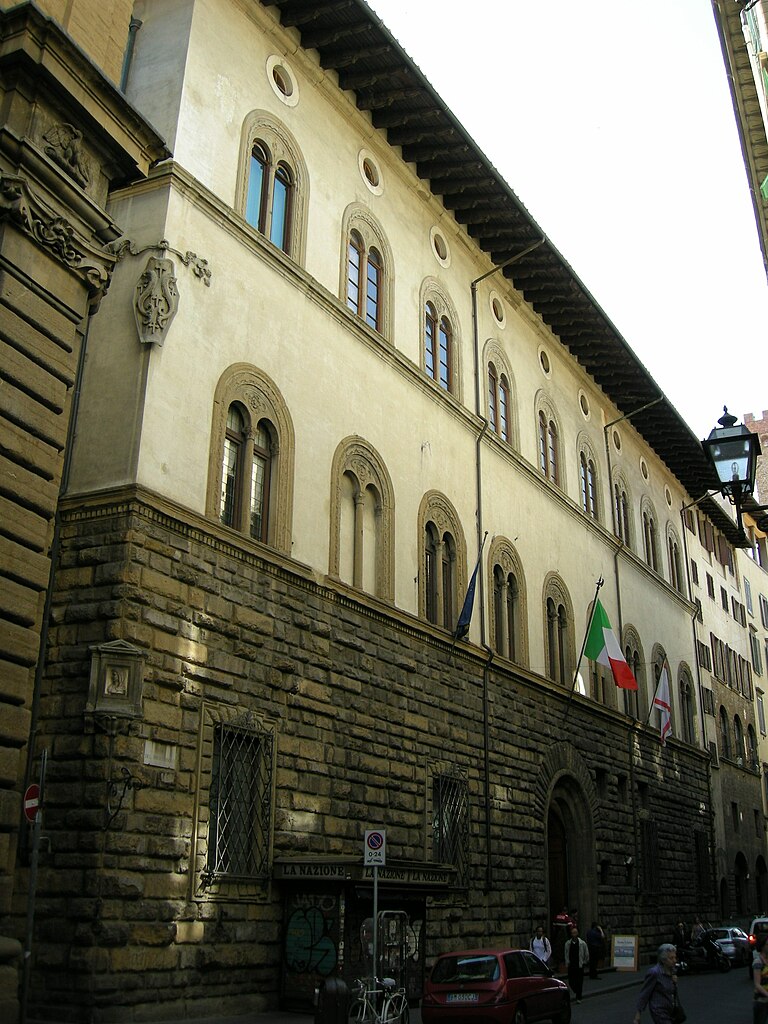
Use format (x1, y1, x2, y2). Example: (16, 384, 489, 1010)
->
(432, 770, 469, 885)
(207, 722, 273, 881)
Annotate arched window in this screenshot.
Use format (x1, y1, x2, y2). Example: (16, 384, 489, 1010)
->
(237, 111, 308, 262)
(668, 529, 684, 593)
(245, 142, 293, 252)
(719, 706, 731, 759)
(538, 409, 559, 484)
(642, 500, 659, 571)
(493, 565, 519, 660)
(418, 492, 466, 631)
(543, 575, 573, 685)
(734, 714, 745, 763)
(347, 231, 382, 330)
(748, 724, 758, 768)
(578, 439, 600, 520)
(614, 478, 632, 546)
(487, 537, 527, 665)
(425, 302, 453, 391)
(421, 280, 460, 397)
(488, 363, 510, 441)
(329, 437, 394, 601)
(679, 669, 696, 744)
(340, 206, 393, 338)
(218, 403, 275, 541)
(621, 627, 645, 719)
(207, 364, 295, 553)
(425, 523, 456, 627)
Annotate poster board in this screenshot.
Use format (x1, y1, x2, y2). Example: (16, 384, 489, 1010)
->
(612, 934, 639, 971)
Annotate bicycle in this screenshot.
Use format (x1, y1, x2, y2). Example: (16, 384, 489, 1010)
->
(350, 976, 409, 1024)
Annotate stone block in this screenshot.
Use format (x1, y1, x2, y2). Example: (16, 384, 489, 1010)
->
(130, 923, 176, 946)
(0, 660, 30, 705)
(175, 921, 204, 943)
(109, 945, 178, 972)
(0, 619, 38, 669)
(233, 605, 274, 634)
(98, 874, 144, 899)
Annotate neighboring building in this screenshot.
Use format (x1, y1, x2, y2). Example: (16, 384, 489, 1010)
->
(0, 3, 167, 1022)
(745, 410, 768, 504)
(712, 0, 768, 281)
(741, 508, 768, 859)
(684, 496, 767, 913)
(2, 2, 766, 1023)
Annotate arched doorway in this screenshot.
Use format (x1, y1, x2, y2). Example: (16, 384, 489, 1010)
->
(756, 856, 768, 912)
(719, 876, 730, 919)
(735, 853, 749, 914)
(546, 775, 597, 966)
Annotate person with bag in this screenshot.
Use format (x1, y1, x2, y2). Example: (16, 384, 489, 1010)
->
(530, 925, 552, 965)
(753, 934, 768, 1024)
(633, 943, 685, 1024)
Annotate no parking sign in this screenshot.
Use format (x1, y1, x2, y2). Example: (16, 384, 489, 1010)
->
(364, 829, 386, 866)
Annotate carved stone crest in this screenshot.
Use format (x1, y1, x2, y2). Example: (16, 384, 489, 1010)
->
(43, 122, 90, 188)
(134, 256, 179, 345)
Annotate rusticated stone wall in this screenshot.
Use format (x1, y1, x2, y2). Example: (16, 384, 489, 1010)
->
(20, 490, 716, 1022)
(0, 7, 167, 1021)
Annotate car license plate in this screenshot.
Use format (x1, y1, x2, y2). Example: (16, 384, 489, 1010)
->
(446, 994, 479, 1003)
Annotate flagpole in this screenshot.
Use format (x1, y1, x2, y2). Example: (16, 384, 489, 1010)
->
(646, 660, 671, 742)
(561, 576, 604, 724)
(447, 531, 488, 662)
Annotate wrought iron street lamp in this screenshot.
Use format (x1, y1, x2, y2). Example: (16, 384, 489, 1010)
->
(701, 407, 762, 534)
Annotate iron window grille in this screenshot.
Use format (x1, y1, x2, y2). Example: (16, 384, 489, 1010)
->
(206, 721, 273, 881)
(432, 769, 469, 886)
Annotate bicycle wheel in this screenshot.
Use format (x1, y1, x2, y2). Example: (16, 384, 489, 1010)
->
(382, 990, 408, 1024)
(349, 983, 374, 1024)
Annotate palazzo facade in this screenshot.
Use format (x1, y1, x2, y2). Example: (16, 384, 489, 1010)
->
(2, 2, 766, 1022)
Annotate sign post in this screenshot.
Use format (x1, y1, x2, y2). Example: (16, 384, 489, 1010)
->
(364, 829, 386, 985)
(20, 749, 47, 1024)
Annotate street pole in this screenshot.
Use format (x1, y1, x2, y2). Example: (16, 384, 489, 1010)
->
(20, 748, 47, 1024)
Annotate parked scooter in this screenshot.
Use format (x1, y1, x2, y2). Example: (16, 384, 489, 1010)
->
(676, 930, 731, 974)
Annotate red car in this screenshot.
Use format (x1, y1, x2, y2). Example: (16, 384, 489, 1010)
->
(421, 949, 571, 1024)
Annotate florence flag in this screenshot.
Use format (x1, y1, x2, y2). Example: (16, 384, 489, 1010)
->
(584, 599, 638, 690)
(652, 663, 672, 746)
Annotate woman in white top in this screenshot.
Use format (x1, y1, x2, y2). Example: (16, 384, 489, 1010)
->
(530, 926, 552, 964)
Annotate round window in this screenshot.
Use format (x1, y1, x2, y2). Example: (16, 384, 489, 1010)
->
(266, 55, 299, 106)
(430, 226, 451, 267)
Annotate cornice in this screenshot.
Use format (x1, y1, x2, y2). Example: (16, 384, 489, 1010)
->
(0, 172, 115, 304)
(0, 2, 170, 176)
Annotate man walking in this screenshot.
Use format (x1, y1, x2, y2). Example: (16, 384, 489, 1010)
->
(564, 925, 589, 1004)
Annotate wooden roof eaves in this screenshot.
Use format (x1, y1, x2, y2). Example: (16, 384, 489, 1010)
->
(260, 0, 726, 502)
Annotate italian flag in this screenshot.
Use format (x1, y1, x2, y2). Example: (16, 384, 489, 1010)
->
(584, 599, 638, 690)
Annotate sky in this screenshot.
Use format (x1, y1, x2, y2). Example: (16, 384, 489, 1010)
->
(366, 0, 768, 440)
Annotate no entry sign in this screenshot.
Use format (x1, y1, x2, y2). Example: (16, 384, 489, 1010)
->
(23, 783, 40, 823)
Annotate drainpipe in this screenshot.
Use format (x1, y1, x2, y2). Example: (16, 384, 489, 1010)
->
(469, 235, 545, 892)
(120, 17, 143, 93)
(482, 644, 495, 890)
